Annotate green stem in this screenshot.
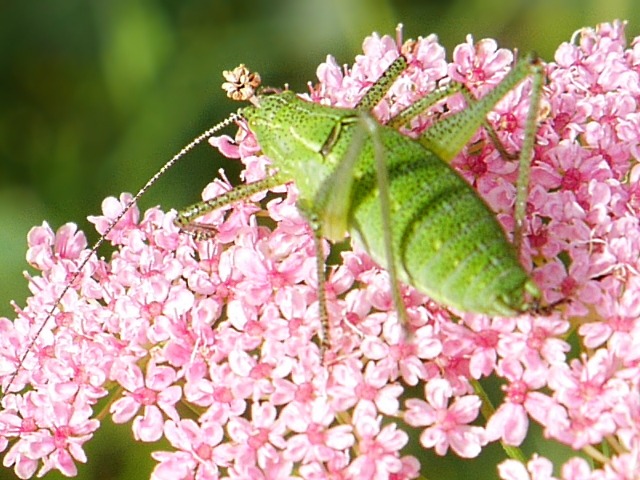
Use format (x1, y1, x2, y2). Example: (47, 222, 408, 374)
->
(471, 379, 527, 463)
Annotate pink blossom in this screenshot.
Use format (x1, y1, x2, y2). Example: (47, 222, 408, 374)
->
(110, 360, 182, 442)
(226, 402, 287, 472)
(546, 350, 623, 448)
(328, 359, 403, 415)
(3, 394, 99, 478)
(281, 397, 354, 465)
(151, 418, 230, 479)
(498, 455, 557, 480)
(345, 402, 414, 479)
(486, 359, 557, 446)
(404, 379, 485, 457)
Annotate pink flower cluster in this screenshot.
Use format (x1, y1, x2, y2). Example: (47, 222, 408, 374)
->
(1, 20, 639, 480)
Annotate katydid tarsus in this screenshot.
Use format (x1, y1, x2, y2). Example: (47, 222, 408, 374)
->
(3, 30, 545, 397)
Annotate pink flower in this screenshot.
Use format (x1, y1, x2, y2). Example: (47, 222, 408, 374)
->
(110, 360, 182, 442)
(151, 418, 230, 479)
(346, 402, 414, 479)
(328, 359, 403, 415)
(498, 455, 557, 480)
(404, 379, 485, 457)
(281, 397, 354, 465)
(2, 393, 99, 478)
(546, 350, 623, 449)
(499, 314, 571, 370)
(226, 402, 287, 473)
(486, 359, 558, 446)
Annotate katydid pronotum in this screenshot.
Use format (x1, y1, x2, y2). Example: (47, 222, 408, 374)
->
(3, 31, 545, 397)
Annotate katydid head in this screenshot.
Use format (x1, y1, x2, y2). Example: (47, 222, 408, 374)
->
(223, 64, 356, 154)
(224, 64, 360, 197)
(241, 91, 353, 156)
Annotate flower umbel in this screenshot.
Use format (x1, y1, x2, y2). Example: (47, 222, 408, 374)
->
(2, 20, 640, 479)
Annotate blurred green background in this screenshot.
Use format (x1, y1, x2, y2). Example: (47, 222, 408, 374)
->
(0, 0, 637, 478)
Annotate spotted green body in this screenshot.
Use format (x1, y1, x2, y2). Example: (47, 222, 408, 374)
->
(240, 54, 541, 316)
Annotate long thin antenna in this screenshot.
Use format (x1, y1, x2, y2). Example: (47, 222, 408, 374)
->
(2, 111, 241, 400)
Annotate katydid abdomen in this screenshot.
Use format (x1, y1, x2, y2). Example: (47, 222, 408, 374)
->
(243, 89, 538, 318)
(348, 125, 534, 316)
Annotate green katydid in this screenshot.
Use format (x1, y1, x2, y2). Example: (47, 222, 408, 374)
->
(176, 51, 545, 346)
